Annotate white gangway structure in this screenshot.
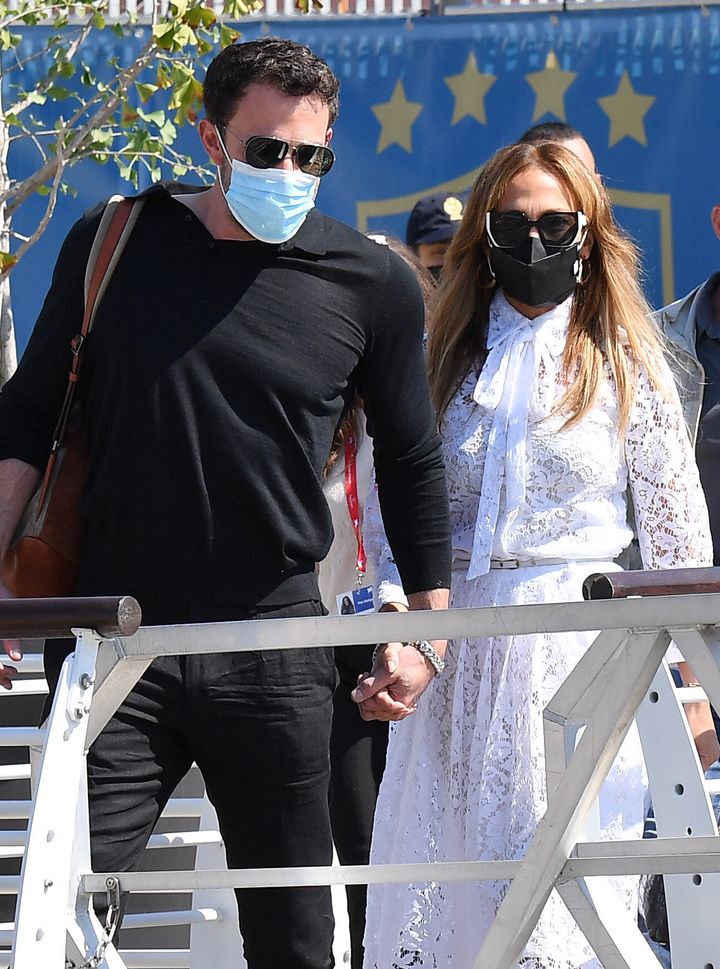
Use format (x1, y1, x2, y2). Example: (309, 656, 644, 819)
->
(2, 568, 720, 969)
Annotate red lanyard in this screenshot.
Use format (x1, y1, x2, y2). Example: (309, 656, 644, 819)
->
(343, 413, 367, 579)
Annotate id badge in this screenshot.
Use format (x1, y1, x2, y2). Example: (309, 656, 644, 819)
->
(337, 585, 375, 615)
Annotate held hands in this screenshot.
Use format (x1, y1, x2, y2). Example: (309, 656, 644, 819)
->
(0, 578, 20, 690)
(351, 593, 449, 721)
(351, 640, 436, 722)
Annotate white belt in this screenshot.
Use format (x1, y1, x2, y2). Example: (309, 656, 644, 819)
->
(489, 556, 581, 570)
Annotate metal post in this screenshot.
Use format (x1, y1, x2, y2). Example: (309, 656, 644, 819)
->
(12, 629, 102, 968)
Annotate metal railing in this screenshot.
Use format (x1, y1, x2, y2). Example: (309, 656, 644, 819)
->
(2, 575, 720, 967)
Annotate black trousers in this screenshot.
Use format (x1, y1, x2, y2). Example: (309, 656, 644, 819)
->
(44, 597, 336, 969)
(329, 644, 388, 969)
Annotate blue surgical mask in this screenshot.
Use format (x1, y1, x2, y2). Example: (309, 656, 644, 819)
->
(217, 130, 319, 244)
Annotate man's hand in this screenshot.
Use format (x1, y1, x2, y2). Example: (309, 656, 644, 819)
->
(0, 579, 20, 690)
(352, 640, 435, 721)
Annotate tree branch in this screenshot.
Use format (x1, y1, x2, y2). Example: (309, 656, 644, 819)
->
(9, 16, 97, 115)
(4, 33, 157, 212)
(2, 143, 64, 277)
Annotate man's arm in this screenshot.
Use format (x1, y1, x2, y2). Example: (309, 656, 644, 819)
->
(356, 248, 451, 600)
(352, 248, 452, 718)
(0, 459, 42, 688)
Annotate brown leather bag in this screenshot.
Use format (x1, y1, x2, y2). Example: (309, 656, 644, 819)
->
(1, 195, 144, 597)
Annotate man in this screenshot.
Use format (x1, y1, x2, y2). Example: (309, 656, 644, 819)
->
(518, 120, 600, 178)
(0, 38, 450, 969)
(405, 190, 468, 279)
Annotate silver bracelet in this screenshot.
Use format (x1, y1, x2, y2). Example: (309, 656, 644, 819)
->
(409, 639, 445, 675)
(372, 640, 445, 675)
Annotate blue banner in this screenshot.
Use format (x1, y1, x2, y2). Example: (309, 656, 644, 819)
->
(8, 8, 720, 351)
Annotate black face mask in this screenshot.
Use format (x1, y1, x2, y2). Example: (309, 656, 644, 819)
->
(488, 235, 581, 309)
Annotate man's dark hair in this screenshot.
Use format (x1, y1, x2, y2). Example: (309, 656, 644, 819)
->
(518, 121, 584, 144)
(203, 37, 340, 127)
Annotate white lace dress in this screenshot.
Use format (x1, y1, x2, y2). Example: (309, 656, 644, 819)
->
(363, 292, 712, 969)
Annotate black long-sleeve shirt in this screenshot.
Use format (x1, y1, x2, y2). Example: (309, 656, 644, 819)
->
(0, 184, 450, 612)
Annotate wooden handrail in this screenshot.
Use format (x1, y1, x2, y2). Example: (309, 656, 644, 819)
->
(583, 567, 720, 601)
(0, 595, 141, 639)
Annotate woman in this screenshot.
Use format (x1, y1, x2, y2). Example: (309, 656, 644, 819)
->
(362, 142, 713, 968)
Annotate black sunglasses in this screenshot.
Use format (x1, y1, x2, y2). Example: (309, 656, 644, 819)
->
(486, 210, 588, 249)
(223, 128, 335, 177)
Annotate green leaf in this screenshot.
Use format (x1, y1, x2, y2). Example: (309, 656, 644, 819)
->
(0, 252, 18, 272)
(155, 65, 173, 90)
(152, 21, 178, 51)
(135, 82, 159, 103)
(169, 0, 190, 17)
(0, 28, 20, 50)
(220, 24, 240, 48)
(47, 85, 71, 100)
(35, 185, 51, 196)
(185, 4, 216, 27)
(89, 128, 113, 147)
(24, 90, 47, 107)
(137, 106, 166, 127)
(159, 118, 177, 144)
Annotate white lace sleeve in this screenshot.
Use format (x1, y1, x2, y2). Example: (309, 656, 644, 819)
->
(363, 476, 409, 608)
(625, 359, 713, 571)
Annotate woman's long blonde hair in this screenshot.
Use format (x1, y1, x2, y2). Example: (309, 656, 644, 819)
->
(427, 141, 665, 431)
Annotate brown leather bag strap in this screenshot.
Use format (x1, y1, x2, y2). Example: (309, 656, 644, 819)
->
(38, 196, 144, 512)
(49, 197, 144, 449)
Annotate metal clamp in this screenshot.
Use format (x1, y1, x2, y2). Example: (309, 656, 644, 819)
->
(65, 628, 103, 724)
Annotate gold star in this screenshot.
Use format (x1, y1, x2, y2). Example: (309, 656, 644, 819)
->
(371, 80, 423, 154)
(525, 51, 577, 122)
(598, 71, 656, 147)
(444, 52, 496, 126)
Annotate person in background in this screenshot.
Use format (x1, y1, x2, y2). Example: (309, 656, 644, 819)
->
(357, 140, 714, 968)
(321, 233, 435, 969)
(406, 191, 469, 280)
(641, 195, 720, 966)
(518, 120, 599, 178)
(657, 200, 720, 563)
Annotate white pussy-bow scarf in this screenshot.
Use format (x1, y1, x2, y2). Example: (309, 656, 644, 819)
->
(467, 290, 571, 579)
